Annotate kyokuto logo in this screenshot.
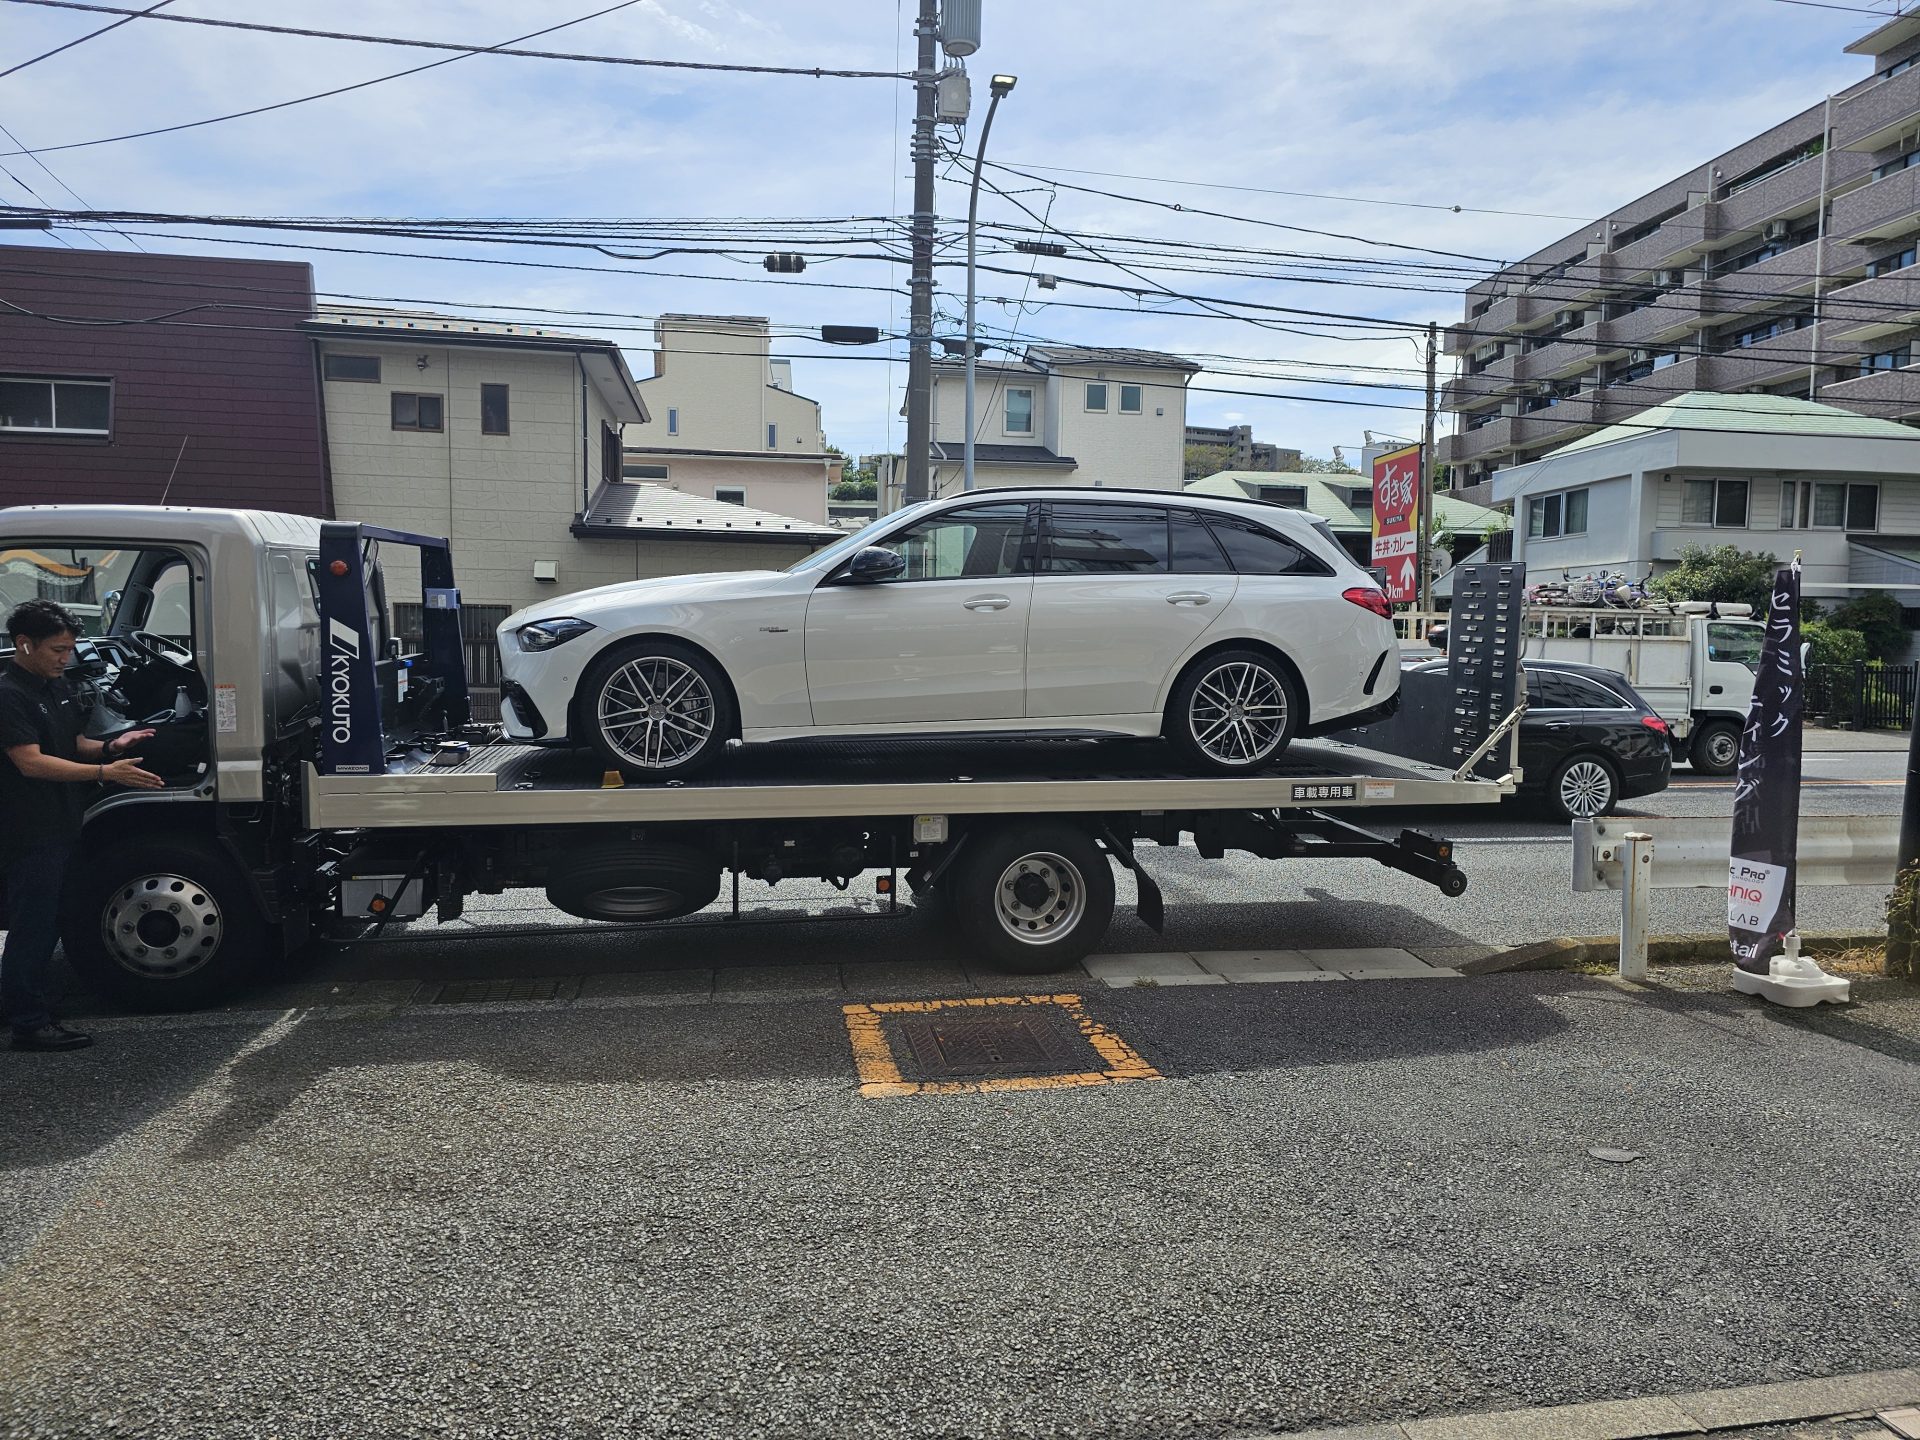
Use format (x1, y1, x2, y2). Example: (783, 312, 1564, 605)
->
(1375, 463, 1418, 516)
(327, 618, 361, 745)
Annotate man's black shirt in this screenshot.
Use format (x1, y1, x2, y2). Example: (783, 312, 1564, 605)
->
(0, 663, 88, 866)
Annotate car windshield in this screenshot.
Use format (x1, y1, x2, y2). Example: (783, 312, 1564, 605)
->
(783, 503, 929, 574)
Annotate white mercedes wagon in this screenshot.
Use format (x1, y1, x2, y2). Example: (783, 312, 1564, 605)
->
(497, 489, 1400, 780)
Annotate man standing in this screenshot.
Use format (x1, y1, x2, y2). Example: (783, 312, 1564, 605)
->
(1, 599, 162, 1051)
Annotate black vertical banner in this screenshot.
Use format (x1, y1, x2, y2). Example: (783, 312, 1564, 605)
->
(1728, 561, 1803, 973)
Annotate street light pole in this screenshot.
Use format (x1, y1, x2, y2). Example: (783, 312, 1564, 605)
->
(902, 0, 940, 505)
(964, 74, 1016, 494)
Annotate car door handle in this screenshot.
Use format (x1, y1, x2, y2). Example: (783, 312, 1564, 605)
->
(1167, 591, 1212, 606)
(962, 594, 1011, 611)
(1544, 721, 1571, 730)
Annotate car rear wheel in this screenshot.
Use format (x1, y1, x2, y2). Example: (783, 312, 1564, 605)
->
(1689, 719, 1740, 775)
(578, 639, 733, 781)
(1548, 754, 1618, 823)
(1164, 649, 1301, 775)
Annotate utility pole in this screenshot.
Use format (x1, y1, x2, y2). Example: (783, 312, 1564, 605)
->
(902, 0, 940, 504)
(1417, 320, 1438, 615)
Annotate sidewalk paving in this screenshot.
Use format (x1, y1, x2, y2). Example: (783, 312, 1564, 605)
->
(1804, 726, 1911, 752)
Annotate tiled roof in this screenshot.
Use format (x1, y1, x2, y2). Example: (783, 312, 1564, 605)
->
(572, 483, 842, 545)
(1024, 345, 1202, 373)
(1185, 471, 1508, 535)
(1552, 390, 1920, 456)
(929, 442, 1077, 467)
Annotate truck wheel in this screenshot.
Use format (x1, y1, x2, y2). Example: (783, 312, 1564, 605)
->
(546, 842, 721, 922)
(1689, 719, 1740, 775)
(577, 639, 734, 781)
(1164, 648, 1301, 775)
(60, 834, 269, 1012)
(948, 823, 1115, 975)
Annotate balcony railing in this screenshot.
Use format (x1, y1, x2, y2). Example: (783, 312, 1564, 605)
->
(1835, 62, 1920, 152)
(1823, 269, 1920, 341)
(1831, 167, 1920, 243)
(1816, 362, 1920, 415)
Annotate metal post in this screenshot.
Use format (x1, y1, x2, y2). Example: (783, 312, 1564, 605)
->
(1890, 698, 1920, 975)
(963, 84, 1007, 493)
(1808, 92, 1833, 401)
(1620, 831, 1653, 980)
(1417, 321, 1438, 615)
(902, 0, 939, 504)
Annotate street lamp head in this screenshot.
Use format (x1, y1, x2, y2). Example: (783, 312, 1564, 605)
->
(990, 73, 1017, 98)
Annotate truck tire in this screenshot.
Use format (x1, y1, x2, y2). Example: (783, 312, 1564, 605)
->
(60, 834, 270, 1012)
(577, 639, 734, 782)
(1164, 648, 1301, 775)
(1689, 719, 1740, 776)
(948, 823, 1116, 975)
(546, 842, 722, 922)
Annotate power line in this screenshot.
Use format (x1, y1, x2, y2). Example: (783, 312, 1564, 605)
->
(0, 0, 656, 160)
(1760, 0, 1904, 15)
(0, 0, 170, 81)
(0, 117, 144, 250)
(992, 159, 1593, 223)
(0, 0, 910, 79)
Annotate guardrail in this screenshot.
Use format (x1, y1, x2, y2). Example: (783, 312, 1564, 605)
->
(1569, 815, 1898, 978)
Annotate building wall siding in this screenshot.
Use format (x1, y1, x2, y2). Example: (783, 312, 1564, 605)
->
(0, 245, 328, 515)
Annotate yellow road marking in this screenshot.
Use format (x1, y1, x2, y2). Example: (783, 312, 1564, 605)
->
(840, 993, 1162, 1098)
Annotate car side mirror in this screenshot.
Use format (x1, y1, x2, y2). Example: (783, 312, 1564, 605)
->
(844, 546, 906, 584)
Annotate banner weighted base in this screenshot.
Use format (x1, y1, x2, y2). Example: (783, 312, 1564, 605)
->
(1732, 943, 1851, 1008)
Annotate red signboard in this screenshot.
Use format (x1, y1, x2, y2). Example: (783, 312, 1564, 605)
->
(1370, 443, 1422, 604)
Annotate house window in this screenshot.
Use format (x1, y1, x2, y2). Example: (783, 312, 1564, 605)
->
(481, 383, 509, 436)
(390, 393, 444, 432)
(0, 376, 112, 435)
(1867, 246, 1918, 279)
(322, 353, 380, 382)
(667, 408, 679, 435)
(1085, 382, 1108, 412)
(1781, 480, 1878, 531)
(1874, 148, 1920, 181)
(601, 422, 621, 485)
(1005, 388, 1033, 435)
(623, 463, 669, 481)
(1119, 384, 1142, 414)
(1527, 487, 1587, 539)
(767, 422, 778, 449)
(1860, 344, 1912, 375)
(1256, 485, 1309, 507)
(716, 486, 746, 506)
(1683, 477, 1748, 527)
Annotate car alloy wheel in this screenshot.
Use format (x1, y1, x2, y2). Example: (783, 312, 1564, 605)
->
(597, 655, 717, 770)
(1188, 659, 1289, 766)
(1557, 759, 1614, 820)
(992, 851, 1088, 946)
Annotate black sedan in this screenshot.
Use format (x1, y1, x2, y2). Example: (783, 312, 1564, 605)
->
(1411, 658, 1672, 821)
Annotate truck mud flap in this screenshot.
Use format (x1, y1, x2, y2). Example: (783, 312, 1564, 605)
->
(1100, 826, 1165, 933)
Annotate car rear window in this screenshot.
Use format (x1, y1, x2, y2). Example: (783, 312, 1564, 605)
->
(1203, 516, 1325, 576)
(1535, 671, 1630, 709)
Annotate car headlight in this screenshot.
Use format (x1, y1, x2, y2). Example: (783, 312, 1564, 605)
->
(515, 617, 595, 652)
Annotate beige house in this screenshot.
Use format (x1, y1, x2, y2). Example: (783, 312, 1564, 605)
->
(623, 314, 844, 522)
(908, 345, 1199, 506)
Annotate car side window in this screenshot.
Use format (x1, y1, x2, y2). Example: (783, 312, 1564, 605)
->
(1204, 516, 1323, 576)
(1536, 672, 1628, 709)
(1042, 504, 1170, 575)
(1524, 670, 1546, 706)
(878, 503, 1033, 581)
(1171, 511, 1232, 574)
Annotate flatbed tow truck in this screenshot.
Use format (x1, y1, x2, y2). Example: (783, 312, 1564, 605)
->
(0, 505, 1524, 1010)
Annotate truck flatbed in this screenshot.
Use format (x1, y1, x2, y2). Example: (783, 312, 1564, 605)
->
(304, 733, 1509, 829)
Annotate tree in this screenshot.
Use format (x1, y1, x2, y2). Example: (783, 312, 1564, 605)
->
(1298, 453, 1359, 474)
(831, 478, 877, 501)
(1183, 443, 1234, 482)
(1827, 591, 1906, 662)
(1646, 544, 1782, 617)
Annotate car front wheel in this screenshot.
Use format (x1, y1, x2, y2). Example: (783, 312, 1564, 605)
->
(1164, 649, 1301, 775)
(578, 639, 734, 781)
(1548, 754, 1618, 822)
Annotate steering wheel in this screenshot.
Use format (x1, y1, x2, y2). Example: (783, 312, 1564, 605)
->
(127, 630, 197, 674)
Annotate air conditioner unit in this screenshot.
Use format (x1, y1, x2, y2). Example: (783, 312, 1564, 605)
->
(1630, 348, 1651, 363)
(1555, 309, 1578, 328)
(1535, 382, 1557, 397)
(1657, 269, 1684, 287)
(1764, 219, 1790, 241)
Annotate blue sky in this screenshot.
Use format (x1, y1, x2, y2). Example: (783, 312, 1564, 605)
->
(0, 0, 1893, 465)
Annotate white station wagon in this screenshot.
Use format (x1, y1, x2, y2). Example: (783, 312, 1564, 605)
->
(498, 489, 1400, 780)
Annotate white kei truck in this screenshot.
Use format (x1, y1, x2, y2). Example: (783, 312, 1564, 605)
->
(1522, 604, 1763, 774)
(0, 505, 1523, 1012)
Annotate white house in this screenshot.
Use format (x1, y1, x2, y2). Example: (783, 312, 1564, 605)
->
(913, 345, 1198, 503)
(1492, 390, 1920, 608)
(622, 314, 844, 522)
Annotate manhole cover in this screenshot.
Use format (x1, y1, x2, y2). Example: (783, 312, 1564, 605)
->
(896, 1011, 1086, 1078)
(430, 979, 562, 1005)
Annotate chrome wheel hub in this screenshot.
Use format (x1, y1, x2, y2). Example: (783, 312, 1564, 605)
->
(1190, 661, 1287, 765)
(599, 657, 716, 769)
(101, 873, 222, 979)
(993, 853, 1087, 946)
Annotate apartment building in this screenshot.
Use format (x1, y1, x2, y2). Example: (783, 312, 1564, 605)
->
(622, 314, 843, 522)
(915, 345, 1198, 503)
(1442, 10, 1920, 505)
(1182, 423, 1301, 479)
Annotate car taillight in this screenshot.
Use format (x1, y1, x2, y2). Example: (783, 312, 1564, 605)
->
(1342, 586, 1391, 619)
(1641, 715, 1670, 736)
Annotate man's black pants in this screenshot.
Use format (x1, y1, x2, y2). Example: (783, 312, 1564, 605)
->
(1, 844, 74, 1034)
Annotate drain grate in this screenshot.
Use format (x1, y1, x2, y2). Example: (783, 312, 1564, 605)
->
(842, 994, 1162, 1097)
(896, 1010, 1087, 1078)
(430, 978, 563, 1005)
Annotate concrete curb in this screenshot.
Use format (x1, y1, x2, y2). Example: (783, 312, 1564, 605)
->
(1265, 1366, 1920, 1440)
(1460, 930, 1887, 975)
